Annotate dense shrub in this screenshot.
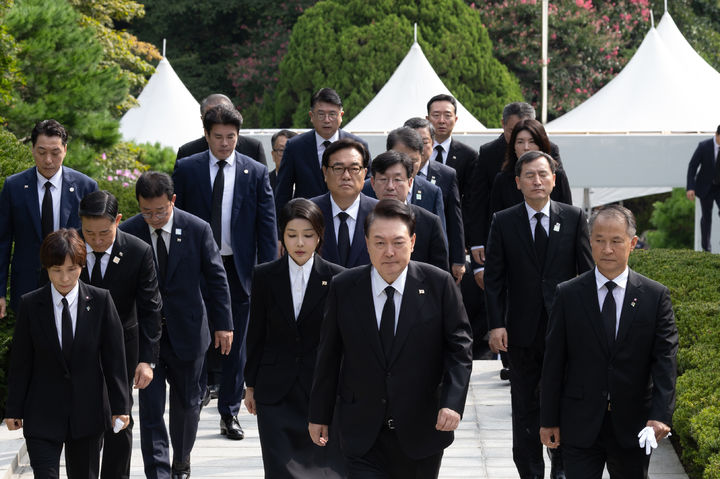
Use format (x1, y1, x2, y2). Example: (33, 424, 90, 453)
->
(0, 127, 33, 185)
(646, 188, 695, 249)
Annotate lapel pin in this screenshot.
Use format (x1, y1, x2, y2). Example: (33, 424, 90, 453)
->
(553, 223, 561, 232)
(419, 289, 425, 295)
(86, 305, 91, 311)
(118, 252, 123, 257)
(322, 281, 328, 286)
(175, 228, 182, 235)
(416, 190, 422, 200)
(112, 256, 120, 264)
(176, 238, 182, 242)
(244, 169, 249, 174)
(69, 187, 75, 192)
(631, 298, 637, 307)
(24, 184, 28, 189)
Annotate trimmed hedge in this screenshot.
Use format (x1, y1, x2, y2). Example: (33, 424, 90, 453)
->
(629, 249, 720, 479)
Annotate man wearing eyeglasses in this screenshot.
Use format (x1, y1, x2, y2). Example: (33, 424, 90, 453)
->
(275, 88, 369, 212)
(269, 129, 297, 192)
(310, 139, 378, 268)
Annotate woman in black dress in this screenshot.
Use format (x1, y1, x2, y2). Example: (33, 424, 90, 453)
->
(489, 118, 573, 215)
(245, 198, 346, 478)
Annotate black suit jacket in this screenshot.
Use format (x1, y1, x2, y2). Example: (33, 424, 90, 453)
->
(80, 229, 162, 373)
(489, 169, 573, 216)
(245, 254, 344, 403)
(686, 137, 717, 198)
(409, 204, 449, 272)
(541, 269, 678, 449)
(309, 261, 473, 459)
(469, 134, 563, 247)
(275, 129, 369, 211)
(445, 139, 477, 249)
(424, 160, 465, 265)
(176, 135, 267, 167)
(269, 170, 277, 192)
(484, 201, 593, 347)
(6, 282, 129, 442)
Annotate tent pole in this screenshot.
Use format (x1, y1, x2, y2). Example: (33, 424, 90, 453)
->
(541, 0, 548, 124)
(583, 188, 591, 217)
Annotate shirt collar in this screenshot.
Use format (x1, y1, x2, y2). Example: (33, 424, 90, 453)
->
(315, 130, 339, 147)
(433, 136, 452, 152)
(85, 238, 115, 255)
(524, 200, 551, 222)
(37, 166, 63, 189)
(419, 160, 430, 177)
(595, 266, 629, 290)
(147, 209, 174, 237)
(209, 148, 235, 167)
(288, 252, 314, 277)
(51, 281, 80, 308)
(330, 193, 361, 220)
(371, 264, 409, 299)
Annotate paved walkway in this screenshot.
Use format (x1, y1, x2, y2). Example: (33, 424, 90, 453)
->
(1, 360, 688, 478)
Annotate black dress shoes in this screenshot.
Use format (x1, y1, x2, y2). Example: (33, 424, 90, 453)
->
(500, 367, 511, 380)
(171, 462, 190, 479)
(220, 414, 244, 440)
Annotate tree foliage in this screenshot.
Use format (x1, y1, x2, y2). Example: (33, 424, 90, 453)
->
(68, 0, 161, 113)
(472, 0, 650, 120)
(646, 187, 694, 249)
(0, 0, 21, 116)
(266, 0, 522, 129)
(1, 0, 128, 148)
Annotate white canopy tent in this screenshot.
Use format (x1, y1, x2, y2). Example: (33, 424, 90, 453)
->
(119, 57, 202, 152)
(344, 41, 486, 134)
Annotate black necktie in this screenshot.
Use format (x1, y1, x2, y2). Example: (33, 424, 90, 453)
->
(534, 212, 547, 268)
(435, 145, 444, 164)
(90, 251, 104, 287)
(380, 286, 395, 358)
(61, 297, 73, 366)
(322, 140, 332, 149)
(41, 181, 53, 239)
(337, 212, 350, 267)
(602, 281, 618, 347)
(155, 229, 167, 283)
(211, 160, 227, 247)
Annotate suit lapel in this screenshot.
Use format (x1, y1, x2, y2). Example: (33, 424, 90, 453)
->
(102, 230, 126, 287)
(297, 256, 329, 323)
(580, 271, 611, 357)
(24, 168, 42, 240)
(310, 132, 326, 193)
(614, 270, 642, 348)
(164, 212, 184, 282)
(512, 204, 540, 271)
(37, 284, 68, 371)
(230, 154, 248, 238)
(426, 162, 439, 185)
(347, 195, 369, 267)
(319, 195, 340, 263)
(59, 168, 76, 228)
(356, 267, 386, 367)
(388, 263, 426, 367)
(546, 201, 564, 267)
(72, 283, 94, 368)
(196, 153, 213, 214)
(272, 256, 296, 328)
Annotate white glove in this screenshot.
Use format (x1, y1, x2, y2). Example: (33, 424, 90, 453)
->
(113, 417, 125, 434)
(637, 426, 658, 455)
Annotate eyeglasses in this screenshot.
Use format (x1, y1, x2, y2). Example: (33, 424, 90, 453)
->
(328, 165, 363, 176)
(374, 177, 408, 186)
(140, 206, 170, 220)
(313, 111, 340, 121)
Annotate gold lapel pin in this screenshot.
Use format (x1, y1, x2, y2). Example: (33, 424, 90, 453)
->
(112, 256, 120, 264)
(322, 281, 328, 286)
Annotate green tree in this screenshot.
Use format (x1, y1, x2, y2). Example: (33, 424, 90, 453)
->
(265, 0, 522, 128)
(0, 0, 21, 116)
(1, 0, 128, 149)
(646, 188, 694, 249)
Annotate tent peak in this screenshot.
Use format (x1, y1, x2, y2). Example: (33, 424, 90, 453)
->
(413, 23, 417, 43)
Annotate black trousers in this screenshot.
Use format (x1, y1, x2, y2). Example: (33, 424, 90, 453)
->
(345, 427, 443, 479)
(563, 410, 650, 479)
(26, 432, 103, 479)
(698, 186, 720, 252)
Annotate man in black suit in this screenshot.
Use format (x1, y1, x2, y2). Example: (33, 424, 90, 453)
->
(120, 172, 233, 479)
(311, 138, 378, 268)
(686, 124, 720, 252)
(540, 205, 678, 478)
(369, 150, 448, 271)
(269, 129, 298, 191)
(484, 151, 593, 479)
(275, 88, 369, 211)
(175, 93, 267, 166)
(309, 200, 473, 478)
(78, 190, 163, 479)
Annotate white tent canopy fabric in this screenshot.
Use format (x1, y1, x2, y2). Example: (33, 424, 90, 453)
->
(119, 58, 202, 151)
(547, 13, 720, 133)
(345, 42, 486, 134)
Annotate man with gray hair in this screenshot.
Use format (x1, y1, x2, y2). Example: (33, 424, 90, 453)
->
(176, 93, 267, 166)
(541, 204, 678, 478)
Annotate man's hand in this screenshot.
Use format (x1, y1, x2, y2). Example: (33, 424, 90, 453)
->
(686, 190, 696, 201)
(308, 422, 329, 446)
(0, 297, 6, 319)
(647, 420, 671, 441)
(474, 270, 484, 289)
(435, 408, 461, 431)
(451, 264, 465, 284)
(540, 427, 561, 448)
(214, 330, 233, 355)
(112, 415, 130, 431)
(134, 362, 153, 389)
(4, 418, 22, 430)
(244, 387, 257, 415)
(489, 327, 508, 353)
(471, 246, 485, 265)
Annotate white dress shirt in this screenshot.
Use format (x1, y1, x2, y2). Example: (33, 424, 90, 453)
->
(85, 240, 115, 281)
(595, 266, 629, 336)
(315, 131, 339, 166)
(51, 282, 79, 347)
(289, 254, 314, 319)
(370, 266, 408, 333)
(714, 135, 719, 163)
(330, 194, 361, 246)
(148, 210, 174, 258)
(36, 166, 63, 232)
(431, 137, 452, 164)
(525, 200, 551, 239)
(209, 150, 236, 256)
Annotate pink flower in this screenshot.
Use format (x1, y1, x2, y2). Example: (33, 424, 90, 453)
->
(107, 175, 113, 181)
(122, 182, 129, 188)
(102, 153, 107, 160)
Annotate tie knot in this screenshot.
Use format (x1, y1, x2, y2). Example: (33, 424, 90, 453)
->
(93, 251, 104, 260)
(155, 228, 164, 238)
(385, 286, 395, 299)
(61, 297, 69, 308)
(322, 140, 332, 148)
(435, 145, 443, 153)
(338, 212, 349, 223)
(217, 159, 227, 169)
(45, 181, 52, 190)
(605, 281, 617, 292)
(534, 212, 544, 221)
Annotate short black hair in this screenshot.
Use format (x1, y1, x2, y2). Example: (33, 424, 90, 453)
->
(426, 94, 457, 114)
(203, 104, 243, 132)
(40, 228, 87, 269)
(514, 151, 557, 177)
(310, 88, 343, 109)
(370, 150, 413, 179)
(321, 138, 369, 168)
(716, 124, 720, 136)
(271, 129, 297, 149)
(502, 102, 536, 123)
(279, 198, 325, 252)
(79, 190, 119, 221)
(386, 127, 423, 154)
(365, 199, 416, 237)
(135, 171, 174, 201)
(31, 119, 68, 146)
(403, 117, 435, 140)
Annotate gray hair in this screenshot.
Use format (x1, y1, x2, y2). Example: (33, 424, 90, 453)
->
(589, 205, 637, 238)
(200, 94, 234, 116)
(403, 117, 435, 141)
(502, 102, 536, 123)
